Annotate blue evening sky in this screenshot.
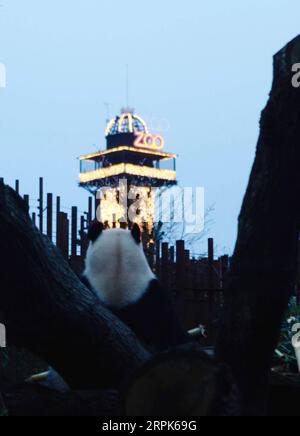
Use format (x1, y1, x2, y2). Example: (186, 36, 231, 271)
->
(0, 1, 299, 254)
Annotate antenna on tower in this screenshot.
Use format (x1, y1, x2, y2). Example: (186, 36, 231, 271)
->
(104, 102, 111, 123)
(126, 64, 129, 108)
(121, 65, 134, 114)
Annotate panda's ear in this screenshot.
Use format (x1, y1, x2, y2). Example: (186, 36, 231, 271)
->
(131, 223, 141, 244)
(88, 220, 104, 243)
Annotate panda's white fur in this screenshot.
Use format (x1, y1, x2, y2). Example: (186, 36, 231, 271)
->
(84, 228, 155, 309)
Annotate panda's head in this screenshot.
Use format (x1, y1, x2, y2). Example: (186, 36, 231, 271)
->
(84, 222, 155, 309)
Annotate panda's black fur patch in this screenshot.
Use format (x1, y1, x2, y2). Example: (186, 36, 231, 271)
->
(111, 279, 189, 351)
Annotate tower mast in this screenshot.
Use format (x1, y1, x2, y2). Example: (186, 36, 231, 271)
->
(126, 64, 129, 109)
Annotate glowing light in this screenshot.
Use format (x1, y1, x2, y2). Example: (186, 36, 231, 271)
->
(105, 119, 116, 137)
(98, 186, 155, 233)
(79, 146, 176, 161)
(128, 113, 133, 133)
(79, 163, 176, 184)
(105, 112, 148, 136)
(118, 113, 127, 133)
(134, 133, 165, 150)
(134, 115, 148, 133)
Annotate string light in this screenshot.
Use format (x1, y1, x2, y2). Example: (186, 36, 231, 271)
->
(79, 146, 177, 161)
(98, 186, 155, 232)
(79, 163, 176, 184)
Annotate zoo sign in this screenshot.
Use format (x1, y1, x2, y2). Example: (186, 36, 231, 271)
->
(134, 132, 165, 151)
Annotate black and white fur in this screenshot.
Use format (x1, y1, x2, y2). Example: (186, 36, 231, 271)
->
(28, 222, 189, 392)
(83, 221, 189, 351)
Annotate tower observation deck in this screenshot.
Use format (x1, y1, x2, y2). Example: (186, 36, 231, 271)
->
(79, 110, 177, 191)
(79, 109, 177, 230)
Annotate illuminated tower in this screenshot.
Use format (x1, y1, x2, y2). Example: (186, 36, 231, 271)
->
(79, 109, 177, 230)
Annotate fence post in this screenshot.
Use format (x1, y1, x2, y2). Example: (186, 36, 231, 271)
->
(24, 195, 29, 208)
(161, 242, 169, 287)
(47, 193, 53, 241)
(57, 212, 69, 260)
(156, 240, 161, 278)
(208, 238, 214, 288)
(88, 197, 93, 224)
(147, 242, 155, 271)
(95, 194, 100, 219)
(15, 180, 19, 195)
(56, 197, 61, 246)
(38, 177, 44, 233)
(80, 215, 88, 259)
(185, 250, 191, 289)
(176, 240, 185, 294)
(220, 255, 229, 289)
(168, 245, 175, 290)
(56, 211, 62, 253)
(63, 213, 70, 260)
(169, 246, 175, 263)
(71, 207, 78, 259)
(208, 238, 215, 319)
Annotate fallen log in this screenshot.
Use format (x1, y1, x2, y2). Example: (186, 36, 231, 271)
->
(124, 345, 238, 416)
(216, 35, 300, 415)
(3, 345, 235, 417)
(4, 369, 300, 416)
(0, 182, 150, 390)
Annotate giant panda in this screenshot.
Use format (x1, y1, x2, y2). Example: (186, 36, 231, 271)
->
(28, 221, 190, 393)
(82, 221, 190, 352)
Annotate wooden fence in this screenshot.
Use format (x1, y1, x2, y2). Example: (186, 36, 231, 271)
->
(3, 177, 229, 333)
(151, 238, 228, 331)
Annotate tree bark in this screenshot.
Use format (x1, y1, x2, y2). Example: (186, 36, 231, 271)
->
(216, 35, 300, 415)
(0, 183, 150, 390)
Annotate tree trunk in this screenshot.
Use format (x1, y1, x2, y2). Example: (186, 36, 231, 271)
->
(0, 182, 150, 390)
(216, 35, 300, 415)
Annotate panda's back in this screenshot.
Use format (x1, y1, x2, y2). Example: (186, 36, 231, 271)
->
(84, 229, 155, 309)
(83, 225, 190, 351)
